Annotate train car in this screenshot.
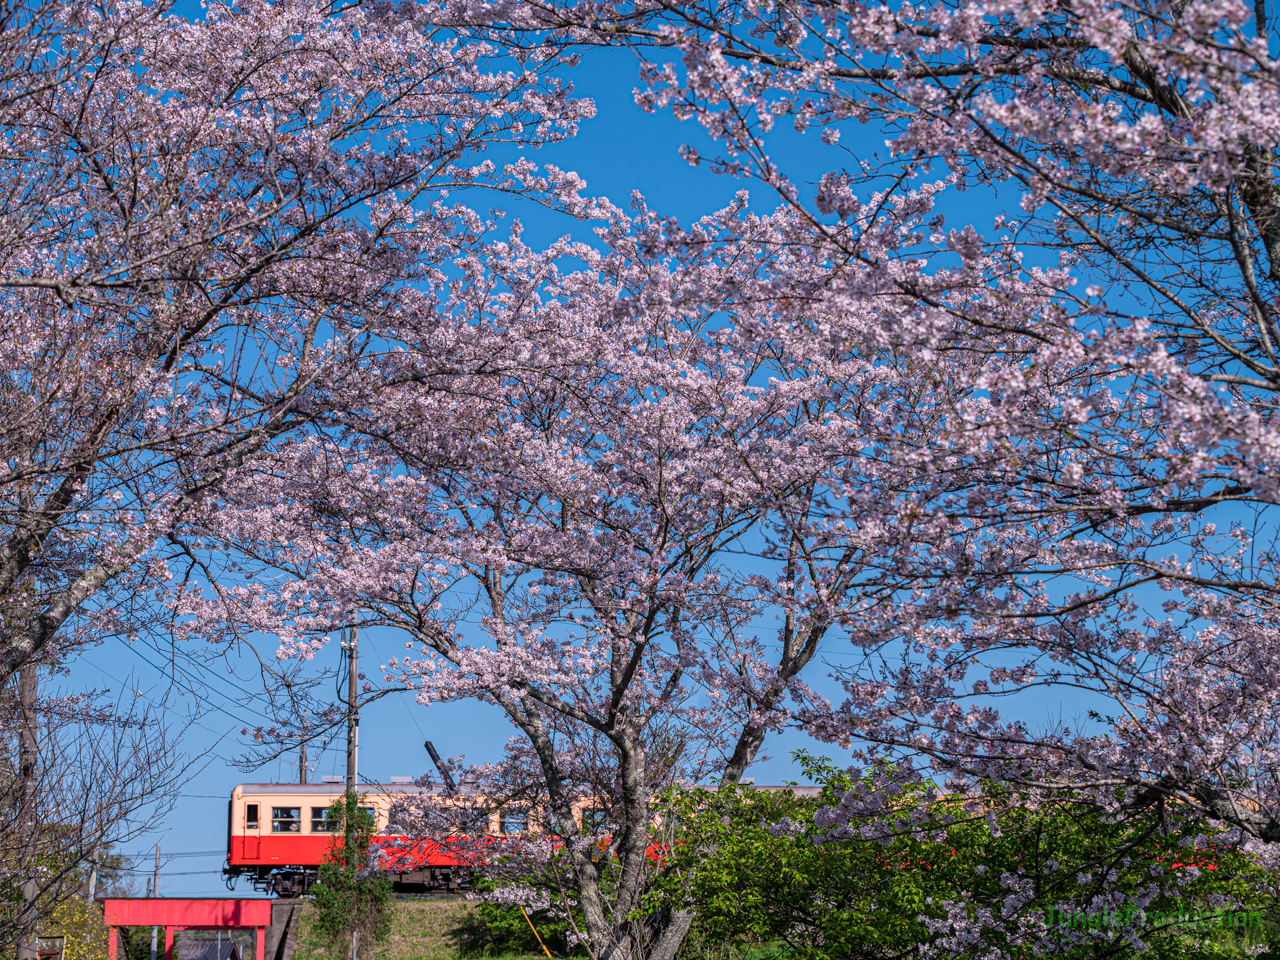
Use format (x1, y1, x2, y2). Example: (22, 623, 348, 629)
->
(222, 781, 617, 896)
(223, 782, 505, 896)
(223, 781, 823, 896)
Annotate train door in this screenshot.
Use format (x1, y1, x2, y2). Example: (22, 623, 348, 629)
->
(244, 801, 261, 859)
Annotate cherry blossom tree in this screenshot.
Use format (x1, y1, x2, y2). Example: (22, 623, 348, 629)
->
(441, 0, 1280, 819)
(197, 187, 989, 959)
(0, 0, 592, 938)
(172, 0, 1280, 952)
(415, 0, 1280, 949)
(0, 0, 589, 685)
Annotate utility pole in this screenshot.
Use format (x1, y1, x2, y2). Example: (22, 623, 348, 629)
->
(16, 664, 38, 960)
(340, 627, 359, 960)
(148, 842, 160, 960)
(341, 629, 359, 789)
(86, 805, 105, 903)
(424, 742, 456, 792)
(86, 829, 101, 903)
(299, 736, 308, 785)
(86, 812, 102, 903)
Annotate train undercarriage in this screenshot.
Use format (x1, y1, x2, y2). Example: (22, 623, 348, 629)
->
(223, 863, 470, 898)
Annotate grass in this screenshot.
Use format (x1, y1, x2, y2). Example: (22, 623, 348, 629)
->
(291, 897, 549, 960)
(290, 897, 798, 960)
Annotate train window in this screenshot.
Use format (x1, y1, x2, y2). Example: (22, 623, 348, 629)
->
(581, 808, 607, 831)
(271, 807, 301, 833)
(499, 811, 527, 835)
(310, 806, 379, 831)
(245, 804, 258, 830)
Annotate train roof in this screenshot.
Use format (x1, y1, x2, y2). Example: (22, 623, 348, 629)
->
(231, 782, 822, 797)
(233, 783, 476, 795)
(752, 785, 822, 797)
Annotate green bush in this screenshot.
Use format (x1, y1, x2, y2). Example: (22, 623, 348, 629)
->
(307, 793, 393, 960)
(655, 754, 1280, 960)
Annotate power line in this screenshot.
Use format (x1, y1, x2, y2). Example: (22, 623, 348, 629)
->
(78, 657, 231, 746)
(122, 639, 277, 727)
(362, 634, 427, 741)
(112, 867, 228, 877)
(150, 870, 228, 877)
(156, 870, 224, 877)
(132, 634, 290, 723)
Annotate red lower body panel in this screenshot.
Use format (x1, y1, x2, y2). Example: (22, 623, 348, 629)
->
(228, 834, 480, 869)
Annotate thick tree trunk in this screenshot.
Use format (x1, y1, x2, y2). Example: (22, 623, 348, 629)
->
(647, 910, 694, 960)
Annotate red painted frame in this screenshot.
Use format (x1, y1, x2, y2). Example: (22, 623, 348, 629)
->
(102, 899, 272, 960)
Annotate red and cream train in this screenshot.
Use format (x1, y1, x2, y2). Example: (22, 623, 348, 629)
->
(222, 781, 820, 896)
(224, 782, 500, 896)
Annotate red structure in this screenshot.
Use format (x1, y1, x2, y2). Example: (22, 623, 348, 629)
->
(102, 899, 272, 960)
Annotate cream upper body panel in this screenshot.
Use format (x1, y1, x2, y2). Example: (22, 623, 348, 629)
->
(228, 783, 503, 835)
(227, 782, 811, 837)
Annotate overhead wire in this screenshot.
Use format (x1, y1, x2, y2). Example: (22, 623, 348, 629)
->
(97, 630, 432, 853)
(128, 629, 366, 771)
(360, 633, 428, 742)
(81, 637, 346, 881)
(144, 869, 226, 877)
(132, 631, 320, 727)
(78, 656, 233, 745)
(120, 636, 277, 726)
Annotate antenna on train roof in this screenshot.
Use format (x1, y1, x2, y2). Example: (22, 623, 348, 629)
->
(424, 741, 456, 793)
